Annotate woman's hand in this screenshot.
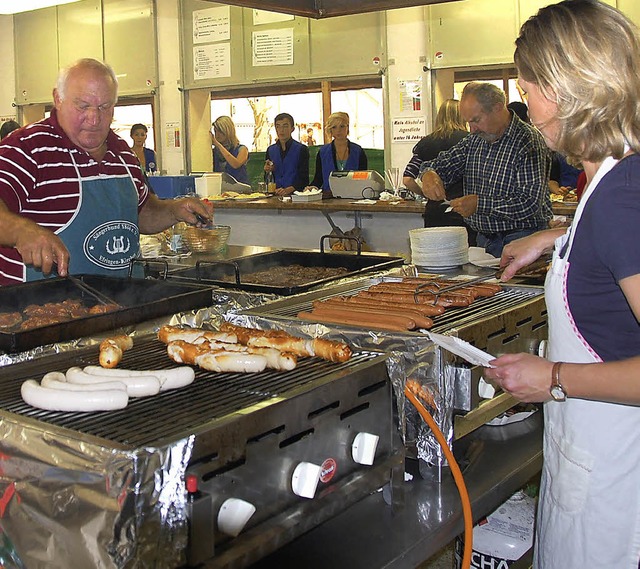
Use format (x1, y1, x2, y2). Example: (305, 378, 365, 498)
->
(483, 352, 554, 402)
(498, 229, 563, 281)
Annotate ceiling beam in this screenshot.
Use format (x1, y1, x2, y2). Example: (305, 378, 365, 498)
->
(201, 0, 461, 19)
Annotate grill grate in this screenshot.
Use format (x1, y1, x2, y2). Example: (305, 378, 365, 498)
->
(244, 282, 544, 334)
(0, 339, 381, 449)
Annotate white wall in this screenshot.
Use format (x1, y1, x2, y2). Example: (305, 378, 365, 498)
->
(0, 15, 16, 121)
(156, 0, 186, 174)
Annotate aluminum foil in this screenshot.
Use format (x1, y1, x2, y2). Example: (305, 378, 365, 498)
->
(226, 312, 455, 472)
(0, 414, 194, 569)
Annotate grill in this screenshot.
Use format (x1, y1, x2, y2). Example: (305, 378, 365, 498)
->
(0, 337, 402, 568)
(0, 275, 214, 353)
(237, 276, 547, 468)
(164, 249, 405, 296)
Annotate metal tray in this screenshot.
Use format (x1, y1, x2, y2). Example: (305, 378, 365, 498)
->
(0, 275, 213, 353)
(166, 249, 405, 296)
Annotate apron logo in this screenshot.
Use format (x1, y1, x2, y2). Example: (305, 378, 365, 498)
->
(84, 221, 139, 270)
(106, 235, 131, 255)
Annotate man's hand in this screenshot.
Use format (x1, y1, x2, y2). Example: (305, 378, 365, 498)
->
(264, 160, 274, 173)
(14, 222, 70, 276)
(421, 170, 447, 201)
(450, 195, 478, 217)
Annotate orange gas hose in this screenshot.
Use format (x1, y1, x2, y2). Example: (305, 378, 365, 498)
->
(405, 386, 473, 569)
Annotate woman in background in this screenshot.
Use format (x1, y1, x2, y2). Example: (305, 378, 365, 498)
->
(130, 123, 157, 174)
(308, 112, 367, 197)
(403, 98, 474, 243)
(484, 2, 640, 567)
(211, 115, 249, 184)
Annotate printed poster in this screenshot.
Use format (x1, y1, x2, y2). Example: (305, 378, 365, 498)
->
(193, 6, 231, 44)
(193, 44, 231, 80)
(252, 29, 294, 67)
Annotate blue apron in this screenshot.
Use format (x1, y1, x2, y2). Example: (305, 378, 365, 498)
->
(25, 155, 141, 281)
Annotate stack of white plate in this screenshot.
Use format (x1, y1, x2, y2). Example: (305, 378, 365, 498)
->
(409, 226, 469, 269)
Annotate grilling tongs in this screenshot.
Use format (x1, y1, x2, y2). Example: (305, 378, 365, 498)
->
(66, 275, 118, 306)
(411, 256, 551, 302)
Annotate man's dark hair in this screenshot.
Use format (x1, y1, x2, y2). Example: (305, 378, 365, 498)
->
(274, 113, 294, 127)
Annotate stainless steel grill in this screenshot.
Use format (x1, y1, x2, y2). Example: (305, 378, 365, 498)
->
(0, 337, 402, 568)
(237, 276, 547, 468)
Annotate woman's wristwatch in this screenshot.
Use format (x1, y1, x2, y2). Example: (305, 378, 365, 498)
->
(550, 361, 567, 402)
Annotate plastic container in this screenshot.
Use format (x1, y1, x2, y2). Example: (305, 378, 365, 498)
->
(148, 176, 196, 199)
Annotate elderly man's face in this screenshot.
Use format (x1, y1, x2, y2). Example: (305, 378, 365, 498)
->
(461, 95, 505, 143)
(53, 66, 117, 156)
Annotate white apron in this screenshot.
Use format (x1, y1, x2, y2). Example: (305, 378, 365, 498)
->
(535, 156, 640, 568)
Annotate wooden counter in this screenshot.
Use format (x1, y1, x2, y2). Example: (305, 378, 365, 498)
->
(210, 197, 425, 258)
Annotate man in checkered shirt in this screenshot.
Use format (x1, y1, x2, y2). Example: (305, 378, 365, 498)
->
(419, 81, 552, 257)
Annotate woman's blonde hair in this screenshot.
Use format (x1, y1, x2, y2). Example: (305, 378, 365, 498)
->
(212, 115, 240, 148)
(432, 99, 467, 138)
(325, 112, 350, 134)
(515, 0, 640, 164)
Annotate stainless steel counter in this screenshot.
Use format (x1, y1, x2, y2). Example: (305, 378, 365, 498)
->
(249, 412, 542, 569)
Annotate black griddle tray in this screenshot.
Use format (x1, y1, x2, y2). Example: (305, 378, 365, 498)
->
(167, 249, 405, 295)
(0, 275, 213, 353)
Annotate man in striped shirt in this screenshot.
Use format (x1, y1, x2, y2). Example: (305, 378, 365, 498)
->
(0, 58, 211, 286)
(419, 82, 552, 257)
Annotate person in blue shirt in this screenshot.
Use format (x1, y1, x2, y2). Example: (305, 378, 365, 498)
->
(211, 115, 249, 184)
(130, 123, 157, 174)
(308, 112, 367, 197)
(264, 113, 309, 196)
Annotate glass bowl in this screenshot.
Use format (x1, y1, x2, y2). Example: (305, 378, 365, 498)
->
(181, 224, 231, 253)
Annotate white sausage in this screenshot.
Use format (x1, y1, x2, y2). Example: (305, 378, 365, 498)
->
(66, 366, 160, 397)
(41, 371, 127, 392)
(21, 379, 129, 412)
(204, 341, 297, 371)
(194, 351, 267, 373)
(82, 365, 195, 391)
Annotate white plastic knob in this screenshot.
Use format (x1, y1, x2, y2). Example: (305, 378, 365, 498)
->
(217, 498, 256, 537)
(351, 432, 380, 465)
(291, 462, 322, 499)
(478, 377, 496, 399)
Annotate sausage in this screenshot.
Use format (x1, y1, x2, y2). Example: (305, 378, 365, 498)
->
(21, 379, 129, 412)
(344, 294, 446, 316)
(399, 278, 501, 296)
(312, 300, 434, 329)
(356, 290, 471, 307)
(310, 337, 353, 363)
(99, 335, 133, 369)
(157, 325, 237, 345)
(202, 341, 297, 371)
(297, 309, 416, 332)
(218, 322, 352, 363)
(368, 282, 477, 301)
(66, 366, 160, 397)
(195, 351, 268, 373)
(82, 365, 196, 391)
(41, 371, 127, 392)
(166, 340, 268, 373)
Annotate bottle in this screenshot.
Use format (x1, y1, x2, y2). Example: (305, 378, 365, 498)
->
(265, 169, 276, 194)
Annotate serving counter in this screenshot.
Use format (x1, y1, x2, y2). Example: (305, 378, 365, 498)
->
(210, 197, 577, 258)
(210, 197, 425, 258)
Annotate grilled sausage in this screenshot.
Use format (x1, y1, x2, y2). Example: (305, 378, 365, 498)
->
(311, 300, 434, 329)
(166, 340, 269, 373)
(297, 309, 417, 332)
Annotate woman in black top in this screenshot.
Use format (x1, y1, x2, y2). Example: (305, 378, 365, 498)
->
(403, 98, 474, 243)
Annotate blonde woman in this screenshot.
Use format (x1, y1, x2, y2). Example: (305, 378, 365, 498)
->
(211, 115, 249, 184)
(308, 112, 367, 196)
(402, 99, 473, 240)
(483, 2, 640, 567)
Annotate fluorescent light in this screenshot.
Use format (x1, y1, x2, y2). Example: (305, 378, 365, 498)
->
(0, 0, 82, 15)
